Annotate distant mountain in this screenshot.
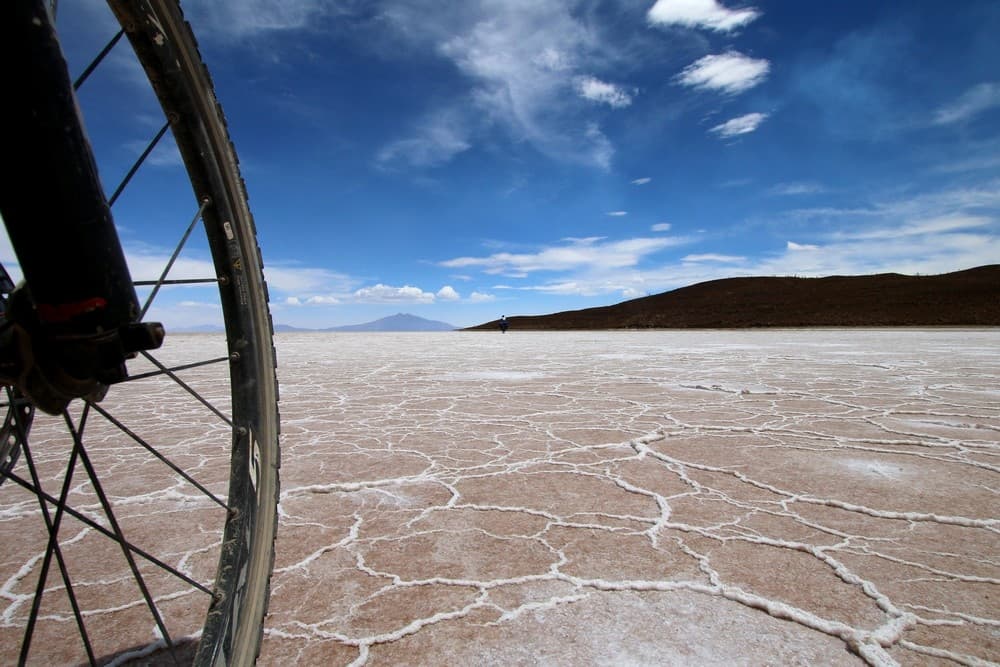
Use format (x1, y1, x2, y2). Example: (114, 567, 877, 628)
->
(182, 315, 456, 334)
(465, 265, 1000, 330)
(325, 313, 456, 332)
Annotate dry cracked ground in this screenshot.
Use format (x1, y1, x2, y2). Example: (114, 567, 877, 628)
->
(2, 329, 998, 665)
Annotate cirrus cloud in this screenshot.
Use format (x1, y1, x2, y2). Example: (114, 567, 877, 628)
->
(439, 235, 686, 276)
(933, 82, 1000, 125)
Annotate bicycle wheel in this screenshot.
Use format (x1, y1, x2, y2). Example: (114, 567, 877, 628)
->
(0, 1, 279, 664)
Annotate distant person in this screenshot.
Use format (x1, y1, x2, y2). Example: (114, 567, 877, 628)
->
(499, 315, 509, 333)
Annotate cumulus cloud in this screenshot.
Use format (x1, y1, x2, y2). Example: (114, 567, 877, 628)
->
(933, 82, 1000, 125)
(647, 0, 761, 33)
(710, 112, 768, 137)
(787, 241, 819, 251)
(677, 52, 770, 94)
(631, 177, 652, 185)
(353, 284, 436, 303)
(469, 291, 496, 303)
(304, 295, 341, 305)
(575, 76, 634, 108)
(437, 285, 461, 301)
(651, 223, 672, 232)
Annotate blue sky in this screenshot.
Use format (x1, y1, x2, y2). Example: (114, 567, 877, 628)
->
(15, 0, 1000, 329)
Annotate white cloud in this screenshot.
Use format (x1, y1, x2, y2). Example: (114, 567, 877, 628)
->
(305, 295, 341, 305)
(461, 181, 1000, 299)
(285, 296, 302, 306)
(719, 178, 753, 188)
(376, 1, 616, 169)
(648, 0, 761, 33)
(682, 253, 745, 262)
(124, 251, 217, 283)
(759, 185, 1000, 276)
(353, 284, 436, 303)
(469, 291, 496, 303)
(770, 181, 825, 196)
(607, 211, 628, 217)
(710, 112, 768, 138)
(263, 265, 356, 294)
(651, 223, 672, 232)
(177, 300, 220, 309)
(933, 82, 1000, 125)
(440, 235, 685, 275)
(677, 52, 770, 94)
(831, 215, 993, 241)
(583, 123, 614, 170)
(123, 133, 184, 168)
(631, 177, 652, 185)
(437, 285, 461, 301)
(932, 153, 1000, 174)
(186, 1, 334, 39)
(576, 76, 634, 108)
(376, 110, 471, 169)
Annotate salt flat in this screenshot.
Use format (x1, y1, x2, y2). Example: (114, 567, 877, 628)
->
(1, 329, 998, 665)
(263, 329, 1000, 666)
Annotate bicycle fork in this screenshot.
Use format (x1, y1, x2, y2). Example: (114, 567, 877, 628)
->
(0, 0, 163, 415)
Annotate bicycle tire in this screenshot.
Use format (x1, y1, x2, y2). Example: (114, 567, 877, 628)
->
(0, 0, 279, 661)
(104, 1, 281, 664)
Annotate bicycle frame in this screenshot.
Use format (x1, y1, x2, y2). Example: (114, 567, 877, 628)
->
(0, 0, 163, 414)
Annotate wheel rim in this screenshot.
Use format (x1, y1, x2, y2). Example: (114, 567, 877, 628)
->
(0, 1, 279, 664)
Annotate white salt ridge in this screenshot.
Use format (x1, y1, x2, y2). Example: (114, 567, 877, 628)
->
(436, 371, 545, 381)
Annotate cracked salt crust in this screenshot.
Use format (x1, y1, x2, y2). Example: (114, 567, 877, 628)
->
(260, 330, 998, 667)
(2, 329, 998, 666)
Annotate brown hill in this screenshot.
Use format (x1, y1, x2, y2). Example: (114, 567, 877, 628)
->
(466, 265, 1000, 330)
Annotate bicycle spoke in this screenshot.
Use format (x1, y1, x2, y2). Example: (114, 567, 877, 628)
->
(67, 409, 178, 661)
(139, 350, 235, 428)
(87, 400, 228, 510)
(134, 278, 218, 286)
(1, 469, 213, 596)
(11, 395, 96, 665)
(73, 28, 124, 90)
(124, 355, 230, 383)
(2, 1, 281, 660)
(138, 199, 210, 320)
(107, 121, 169, 207)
